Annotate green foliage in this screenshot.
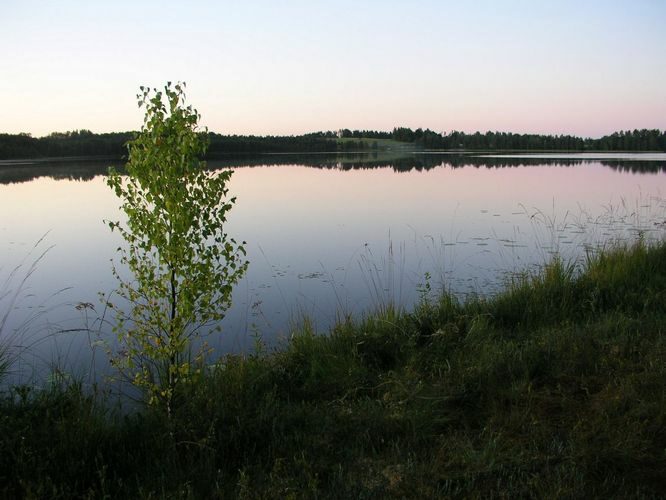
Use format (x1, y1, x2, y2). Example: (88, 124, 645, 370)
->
(106, 82, 248, 412)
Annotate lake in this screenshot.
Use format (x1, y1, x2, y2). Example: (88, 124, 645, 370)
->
(1, 152, 665, 384)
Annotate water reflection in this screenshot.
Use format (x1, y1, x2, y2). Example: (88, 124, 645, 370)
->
(1, 153, 665, 385)
(2, 151, 666, 185)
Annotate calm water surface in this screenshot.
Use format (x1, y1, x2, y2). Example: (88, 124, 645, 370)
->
(1, 152, 665, 383)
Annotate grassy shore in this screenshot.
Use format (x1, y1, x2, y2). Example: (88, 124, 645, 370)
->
(1, 241, 665, 498)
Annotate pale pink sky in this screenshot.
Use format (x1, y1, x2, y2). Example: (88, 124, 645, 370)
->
(1, 0, 665, 138)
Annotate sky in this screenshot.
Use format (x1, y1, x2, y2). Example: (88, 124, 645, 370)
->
(1, 0, 665, 138)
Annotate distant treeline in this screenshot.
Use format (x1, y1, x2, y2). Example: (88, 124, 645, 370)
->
(0, 130, 135, 160)
(1, 128, 665, 160)
(207, 132, 334, 154)
(340, 127, 666, 151)
(0, 130, 336, 160)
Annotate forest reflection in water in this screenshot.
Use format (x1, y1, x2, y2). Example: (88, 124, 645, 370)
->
(1, 151, 666, 185)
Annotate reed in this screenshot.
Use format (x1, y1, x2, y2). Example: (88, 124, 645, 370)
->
(0, 235, 54, 384)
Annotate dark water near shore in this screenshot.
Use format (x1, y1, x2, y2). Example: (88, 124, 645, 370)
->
(1, 152, 665, 384)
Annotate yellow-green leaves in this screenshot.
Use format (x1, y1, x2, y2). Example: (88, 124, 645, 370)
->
(106, 82, 248, 416)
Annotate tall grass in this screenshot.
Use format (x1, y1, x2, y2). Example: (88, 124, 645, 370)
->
(1, 238, 665, 497)
(0, 236, 54, 384)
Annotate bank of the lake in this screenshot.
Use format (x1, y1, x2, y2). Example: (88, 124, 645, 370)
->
(1, 240, 665, 498)
(2, 128, 665, 161)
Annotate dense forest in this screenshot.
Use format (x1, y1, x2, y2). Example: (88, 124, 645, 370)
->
(1, 128, 665, 160)
(341, 127, 666, 151)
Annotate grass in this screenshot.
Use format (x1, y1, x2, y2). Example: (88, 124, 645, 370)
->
(1, 240, 665, 497)
(0, 235, 55, 385)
